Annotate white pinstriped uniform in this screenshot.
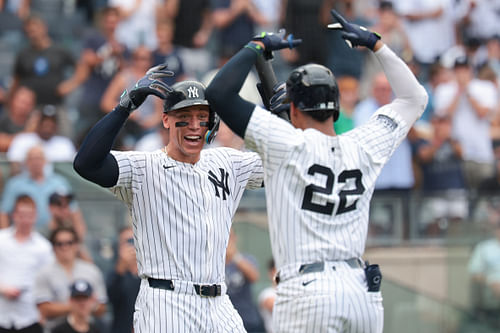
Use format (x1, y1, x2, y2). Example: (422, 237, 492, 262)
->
(110, 147, 263, 333)
(244, 45, 428, 333)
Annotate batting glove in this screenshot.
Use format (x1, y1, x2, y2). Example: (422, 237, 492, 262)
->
(269, 81, 290, 121)
(328, 10, 380, 50)
(119, 63, 174, 112)
(251, 29, 302, 60)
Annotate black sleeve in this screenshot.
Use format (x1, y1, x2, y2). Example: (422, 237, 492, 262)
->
(205, 47, 260, 138)
(73, 106, 130, 187)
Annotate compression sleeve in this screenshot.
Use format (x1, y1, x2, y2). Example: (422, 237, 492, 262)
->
(73, 106, 130, 187)
(374, 45, 428, 126)
(205, 46, 260, 138)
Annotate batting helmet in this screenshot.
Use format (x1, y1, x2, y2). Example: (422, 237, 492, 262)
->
(163, 80, 219, 144)
(286, 64, 340, 121)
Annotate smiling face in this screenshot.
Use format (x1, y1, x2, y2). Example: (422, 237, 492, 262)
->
(163, 106, 210, 163)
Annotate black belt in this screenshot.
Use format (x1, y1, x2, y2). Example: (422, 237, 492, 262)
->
(147, 278, 222, 297)
(276, 258, 364, 284)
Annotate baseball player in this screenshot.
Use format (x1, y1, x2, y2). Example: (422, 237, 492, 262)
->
(73, 66, 264, 332)
(205, 10, 428, 333)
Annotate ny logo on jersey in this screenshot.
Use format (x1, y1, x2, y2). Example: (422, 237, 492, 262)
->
(187, 86, 199, 98)
(208, 168, 230, 200)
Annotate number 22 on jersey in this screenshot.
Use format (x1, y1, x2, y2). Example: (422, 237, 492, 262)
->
(301, 164, 365, 215)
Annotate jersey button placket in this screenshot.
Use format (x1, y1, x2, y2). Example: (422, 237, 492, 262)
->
(198, 166, 213, 279)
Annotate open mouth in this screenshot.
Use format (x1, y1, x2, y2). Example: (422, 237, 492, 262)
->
(184, 135, 202, 142)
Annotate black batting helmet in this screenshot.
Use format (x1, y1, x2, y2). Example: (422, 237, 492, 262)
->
(286, 64, 340, 121)
(163, 80, 219, 144)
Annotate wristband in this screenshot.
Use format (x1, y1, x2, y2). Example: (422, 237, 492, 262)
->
(244, 42, 264, 56)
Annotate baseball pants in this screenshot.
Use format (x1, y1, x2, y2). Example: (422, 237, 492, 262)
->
(134, 279, 246, 333)
(273, 261, 384, 333)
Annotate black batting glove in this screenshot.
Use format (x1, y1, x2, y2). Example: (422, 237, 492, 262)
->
(328, 10, 380, 50)
(269, 81, 290, 121)
(119, 63, 174, 112)
(250, 29, 302, 60)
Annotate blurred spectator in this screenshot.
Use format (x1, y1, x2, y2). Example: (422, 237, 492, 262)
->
(354, 72, 415, 237)
(35, 226, 107, 332)
(9, 15, 75, 136)
(212, 0, 267, 60)
(134, 126, 169, 151)
(322, 0, 370, 79)
(6, 105, 76, 163)
(418, 62, 453, 126)
(468, 220, 500, 329)
(47, 191, 91, 262)
(101, 45, 162, 147)
(282, 0, 326, 67)
(484, 35, 500, 80)
(225, 230, 265, 333)
(252, 0, 281, 31)
(0, 86, 38, 153)
(434, 55, 497, 192)
(23, 0, 86, 43)
(106, 226, 139, 333)
(109, 0, 162, 50)
(334, 75, 359, 134)
(258, 258, 276, 333)
(479, 158, 500, 194)
(413, 114, 468, 236)
(0, 146, 75, 230)
(0, 0, 29, 20)
(0, 195, 53, 333)
(395, 0, 458, 82)
(152, 19, 185, 84)
(57, 6, 127, 140)
(163, 0, 214, 79)
(360, 0, 411, 98)
(52, 280, 101, 333)
(459, 0, 500, 42)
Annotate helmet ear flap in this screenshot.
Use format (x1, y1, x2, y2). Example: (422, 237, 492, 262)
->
(205, 111, 219, 144)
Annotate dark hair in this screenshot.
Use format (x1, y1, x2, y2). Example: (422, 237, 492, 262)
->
(304, 108, 336, 122)
(49, 226, 79, 245)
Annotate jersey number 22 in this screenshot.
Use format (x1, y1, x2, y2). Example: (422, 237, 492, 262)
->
(301, 164, 365, 215)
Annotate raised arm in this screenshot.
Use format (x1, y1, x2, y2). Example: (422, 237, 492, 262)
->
(205, 30, 301, 137)
(73, 64, 173, 187)
(329, 10, 428, 125)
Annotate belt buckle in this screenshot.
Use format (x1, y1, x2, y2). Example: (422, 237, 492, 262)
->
(197, 284, 220, 297)
(199, 285, 210, 297)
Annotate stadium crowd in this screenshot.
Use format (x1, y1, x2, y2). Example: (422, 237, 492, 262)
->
(1, 0, 500, 332)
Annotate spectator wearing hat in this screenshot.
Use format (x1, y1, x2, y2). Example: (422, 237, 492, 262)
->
(434, 55, 498, 192)
(6, 105, 76, 164)
(47, 192, 91, 262)
(51, 279, 101, 333)
(34, 226, 107, 332)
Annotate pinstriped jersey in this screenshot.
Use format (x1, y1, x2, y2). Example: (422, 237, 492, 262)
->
(245, 105, 410, 270)
(110, 147, 263, 283)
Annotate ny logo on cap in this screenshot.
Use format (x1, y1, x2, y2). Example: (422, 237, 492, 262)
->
(187, 86, 199, 99)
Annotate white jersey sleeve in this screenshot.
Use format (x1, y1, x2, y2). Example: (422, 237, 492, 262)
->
(244, 107, 302, 177)
(109, 150, 148, 205)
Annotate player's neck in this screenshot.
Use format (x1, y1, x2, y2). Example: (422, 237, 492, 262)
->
(164, 146, 200, 165)
(302, 118, 336, 136)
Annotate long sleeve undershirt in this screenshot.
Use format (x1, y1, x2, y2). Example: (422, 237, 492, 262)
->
(73, 106, 130, 187)
(205, 47, 259, 138)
